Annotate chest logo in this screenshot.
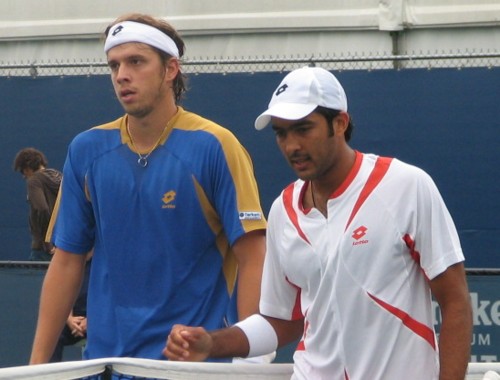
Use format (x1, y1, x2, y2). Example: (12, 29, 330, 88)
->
(162, 190, 176, 209)
(352, 225, 369, 246)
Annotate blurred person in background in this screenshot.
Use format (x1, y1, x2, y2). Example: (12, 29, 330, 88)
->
(13, 147, 62, 262)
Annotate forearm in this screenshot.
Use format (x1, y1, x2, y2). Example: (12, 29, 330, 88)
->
(210, 316, 302, 358)
(233, 230, 266, 319)
(30, 250, 85, 364)
(29, 184, 51, 233)
(431, 263, 472, 380)
(267, 316, 304, 348)
(165, 315, 303, 361)
(236, 263, 262, 319)
(30, 210, 51, 249)
(438, 307, 472, 380)
(209, 326, 251, 358)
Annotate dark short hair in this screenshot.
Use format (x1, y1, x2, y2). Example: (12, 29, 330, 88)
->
(314, 106, 354, 142)
(13, 148, 48, 172)
(104, 13, 188, 103)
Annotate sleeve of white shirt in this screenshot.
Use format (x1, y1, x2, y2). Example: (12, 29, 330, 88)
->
(259, 196, 302, 320)
(411, 166, 465, 280)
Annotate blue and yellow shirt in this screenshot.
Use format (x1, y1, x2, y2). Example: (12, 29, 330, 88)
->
(53, 107, 266, 359)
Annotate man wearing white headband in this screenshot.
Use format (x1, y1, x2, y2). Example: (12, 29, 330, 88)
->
(30, 13, 267, 364)
(165, 67, 472, 380)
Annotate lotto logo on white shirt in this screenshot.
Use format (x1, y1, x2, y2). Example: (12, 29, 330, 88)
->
(352, 225, 369, 246)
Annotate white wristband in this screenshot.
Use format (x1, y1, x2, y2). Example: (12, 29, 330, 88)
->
(234, 314, 278, 358)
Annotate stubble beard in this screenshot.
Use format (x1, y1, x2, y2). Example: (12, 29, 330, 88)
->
(121, 71, 168, 119)
(125, 103, 154, 119)
(122, 87, 164, 119)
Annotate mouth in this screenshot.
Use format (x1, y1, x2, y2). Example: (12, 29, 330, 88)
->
(119, 89, 136, 102)
(289, 155, 311, 171)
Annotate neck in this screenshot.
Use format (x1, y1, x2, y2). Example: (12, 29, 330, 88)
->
(310, 181, 328, 217)
(309, 148, 356, 215)
(127, 105, 178, 151)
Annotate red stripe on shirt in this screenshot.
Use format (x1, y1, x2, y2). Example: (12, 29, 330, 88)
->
(285, 277, 304, 320)
(291, 287, 304, 320)
(368, 292, 436, 349)
(403, 233, 430, 281)
(283, 183, 310, 245)
(345, 156, 393, 231)
(331, 150, 363, 198)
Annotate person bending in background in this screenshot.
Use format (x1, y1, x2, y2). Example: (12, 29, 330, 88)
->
(165, 67, 473, 380)
(13, 147, 62, 262)
(29, 13, 266, 363)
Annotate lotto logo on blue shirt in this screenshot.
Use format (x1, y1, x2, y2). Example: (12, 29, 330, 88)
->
(162, 190, 176, 209)
(239, 211, 262, 220)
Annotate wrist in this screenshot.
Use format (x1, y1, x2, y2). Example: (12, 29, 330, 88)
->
(234, 314, 278, 358)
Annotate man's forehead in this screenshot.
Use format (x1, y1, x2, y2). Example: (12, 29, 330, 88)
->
(271, 114, 317, 129)
(106, 42, 156, 59)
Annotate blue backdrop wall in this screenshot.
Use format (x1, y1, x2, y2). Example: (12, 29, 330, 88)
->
(1, 67, 499, 268)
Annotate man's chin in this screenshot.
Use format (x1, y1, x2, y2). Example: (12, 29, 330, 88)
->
(293, 170, 314, 182)
(124, 107, 151, 119)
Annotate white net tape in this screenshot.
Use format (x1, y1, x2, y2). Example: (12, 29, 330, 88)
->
(0, 358, 293, 380)
(0, 359, 498, 380)
(468, 364, 500, 380)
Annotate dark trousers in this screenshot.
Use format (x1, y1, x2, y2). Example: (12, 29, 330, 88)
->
(49, 325, 86, 362)
(30, 249, 52, 262)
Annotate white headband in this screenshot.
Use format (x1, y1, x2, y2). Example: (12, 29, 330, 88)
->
(104, 21, 179, 58)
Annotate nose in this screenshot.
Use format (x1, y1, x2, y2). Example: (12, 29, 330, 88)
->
(114, 64, 130, 84)
(281, 134, 301, 156)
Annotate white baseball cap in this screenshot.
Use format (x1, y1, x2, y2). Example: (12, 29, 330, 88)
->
(254, 66, 348, 130)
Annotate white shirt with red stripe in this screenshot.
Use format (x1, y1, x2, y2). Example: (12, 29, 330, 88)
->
(260, 151, 464, 380)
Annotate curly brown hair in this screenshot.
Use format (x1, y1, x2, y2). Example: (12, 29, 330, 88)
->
(13, 147, 48, 173)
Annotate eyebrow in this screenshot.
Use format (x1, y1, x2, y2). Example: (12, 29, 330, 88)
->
(271, 119, 313, 131)
(107, 52, 149, 65)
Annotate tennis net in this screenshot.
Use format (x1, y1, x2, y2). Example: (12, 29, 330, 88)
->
(0, 358, 498, 380)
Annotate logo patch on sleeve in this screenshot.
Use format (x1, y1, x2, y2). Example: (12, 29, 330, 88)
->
(239, 211, 262, 220)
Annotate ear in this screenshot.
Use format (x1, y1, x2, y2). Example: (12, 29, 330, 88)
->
(164, 58, 180, 81)
(334, 112, 350, 136)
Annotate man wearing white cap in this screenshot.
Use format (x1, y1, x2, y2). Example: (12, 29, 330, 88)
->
(30, 13, 267, 363)
(165, 66, 472, 380)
